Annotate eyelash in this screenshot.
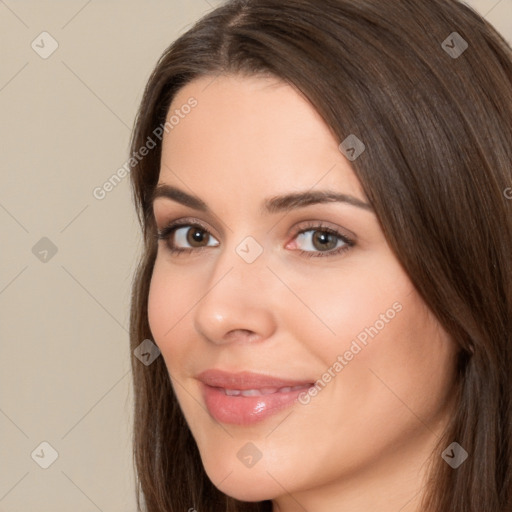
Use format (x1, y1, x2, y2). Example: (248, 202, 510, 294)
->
(155, 219, 355, 258)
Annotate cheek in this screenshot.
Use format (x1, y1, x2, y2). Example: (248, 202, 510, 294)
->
(278, 253, 407, 359)
(283, 255, 456, 427)
(325, 289, 456, 443)
(147, 264, 171, 343)
(147, 259, 200, 357)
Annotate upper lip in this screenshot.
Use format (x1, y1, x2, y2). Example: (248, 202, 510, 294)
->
(197, 369, 313, 390)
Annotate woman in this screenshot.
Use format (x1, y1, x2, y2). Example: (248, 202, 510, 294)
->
(128, 0, 512, 510)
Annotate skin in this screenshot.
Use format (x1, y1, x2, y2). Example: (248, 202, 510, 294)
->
(148, 74, 459, 512)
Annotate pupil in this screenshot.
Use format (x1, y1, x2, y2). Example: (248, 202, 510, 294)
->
(313, 231, 336, 251)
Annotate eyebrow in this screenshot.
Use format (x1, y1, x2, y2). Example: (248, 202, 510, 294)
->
(151, 184, 373, 213)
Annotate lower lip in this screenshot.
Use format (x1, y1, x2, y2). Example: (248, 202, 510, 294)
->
(201, 383, 311, 425)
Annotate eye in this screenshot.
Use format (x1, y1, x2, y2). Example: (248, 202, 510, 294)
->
(289, 226, 354, 257)
(174, 226, 219, 249)
(157, 222, 220, 253)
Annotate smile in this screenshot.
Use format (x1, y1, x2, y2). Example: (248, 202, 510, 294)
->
(197, 370, 314, 425)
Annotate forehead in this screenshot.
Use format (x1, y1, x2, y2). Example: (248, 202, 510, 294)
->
(160, 74, 364, 200)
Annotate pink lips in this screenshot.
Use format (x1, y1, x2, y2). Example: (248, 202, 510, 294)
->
(197, 369, 313, 425)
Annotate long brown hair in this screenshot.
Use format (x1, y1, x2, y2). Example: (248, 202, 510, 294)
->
(128, 1, 512, 510)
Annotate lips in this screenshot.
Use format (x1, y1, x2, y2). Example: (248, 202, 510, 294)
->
(197, 369, 313, 425)
(197, 369, 313, 390)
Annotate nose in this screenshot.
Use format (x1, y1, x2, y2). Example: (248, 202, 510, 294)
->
(193, 248, 278, 345)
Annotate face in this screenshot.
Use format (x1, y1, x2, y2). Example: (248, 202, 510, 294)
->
(148, 74, 458, 508)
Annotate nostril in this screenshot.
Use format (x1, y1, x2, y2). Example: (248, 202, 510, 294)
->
(225, 329, 259, 343)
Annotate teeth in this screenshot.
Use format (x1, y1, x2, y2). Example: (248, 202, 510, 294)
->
(241, 389, 264, 397)
(260, 387, 280, 395)
(222, 385, 309, 396)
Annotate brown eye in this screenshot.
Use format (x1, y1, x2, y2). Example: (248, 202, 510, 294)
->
(186, 227, 210, 247)
(166, 225, 220, 251)
(293, 228, 351, 255)
(312, 230, 339, 251)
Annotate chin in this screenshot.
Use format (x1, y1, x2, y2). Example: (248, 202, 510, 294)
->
(202, 459, 281, 502)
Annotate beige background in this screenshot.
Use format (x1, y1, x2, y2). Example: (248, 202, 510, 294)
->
(0, 1, 510, 510)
